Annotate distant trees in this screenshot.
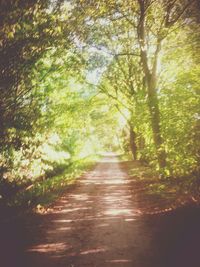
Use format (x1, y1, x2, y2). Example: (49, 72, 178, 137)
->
(0, 0, 200, 202)
(0, 0, 123, 199)
(70, 0, 199, 173)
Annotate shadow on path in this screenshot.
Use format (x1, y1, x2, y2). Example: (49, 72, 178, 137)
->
(1, 156, 200, 267)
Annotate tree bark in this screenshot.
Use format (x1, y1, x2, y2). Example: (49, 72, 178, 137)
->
(129, 125, 137, 160)
(137, 0, 166, 168)
(147, 77, 166, 168)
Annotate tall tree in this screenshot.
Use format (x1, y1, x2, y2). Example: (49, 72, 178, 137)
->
(70, 0, 197, 169)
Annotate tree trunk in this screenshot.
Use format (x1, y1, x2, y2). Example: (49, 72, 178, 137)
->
(130, 125, 137, 160)
(137, 0, 166, 169)
(147, 77, 166, 168)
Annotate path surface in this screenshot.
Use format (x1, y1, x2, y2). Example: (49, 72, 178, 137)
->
(1, 156, 200, 267)
(27, 156, 150, 267)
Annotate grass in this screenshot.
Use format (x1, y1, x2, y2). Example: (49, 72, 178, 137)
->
(8, 155, 98, 211)
(128, 161, 200, 214)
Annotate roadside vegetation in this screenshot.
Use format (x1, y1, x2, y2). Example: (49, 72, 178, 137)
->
(0, 0, 200, 212)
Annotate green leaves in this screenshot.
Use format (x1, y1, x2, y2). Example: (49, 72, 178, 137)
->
(1, 0, 200, 209)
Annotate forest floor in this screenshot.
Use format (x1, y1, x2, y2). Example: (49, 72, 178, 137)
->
(1, 155, 200, 267)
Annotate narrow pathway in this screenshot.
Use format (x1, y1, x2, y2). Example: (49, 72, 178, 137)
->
(1, 156, 200, 267)
(24, 156, 153, 267)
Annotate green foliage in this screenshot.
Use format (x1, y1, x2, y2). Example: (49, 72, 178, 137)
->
(161, 66, 200, 176)
(1, 0, 200, 210)
(9, 156, 97, 208)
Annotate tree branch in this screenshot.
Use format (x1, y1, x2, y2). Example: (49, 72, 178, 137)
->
(165, 0, 196, 27)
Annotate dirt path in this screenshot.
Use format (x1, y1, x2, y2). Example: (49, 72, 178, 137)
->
(1, 156, 200, 267)
(24, 156, 155, 267)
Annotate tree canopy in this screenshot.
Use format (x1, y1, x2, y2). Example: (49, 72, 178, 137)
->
(0, 0, 200, 206)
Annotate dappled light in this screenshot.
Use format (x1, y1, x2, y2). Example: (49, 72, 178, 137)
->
(16, 157, 200, 267)
(1, 0, 199, 209)
(27, 242, 70, 253)
(80, 248, 107, 255)
(107, 259, 132, 263)
(104, 208, 135, 217)
(22, 157, 194, 267)
(1, 0, 200, 266)
(22, 158, 143, 266)
(1, 157, 200, 267)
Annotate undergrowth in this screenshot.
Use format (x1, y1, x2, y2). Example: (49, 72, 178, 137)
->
(129, 161, 200, 208)
(3, 155, 98, 211)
